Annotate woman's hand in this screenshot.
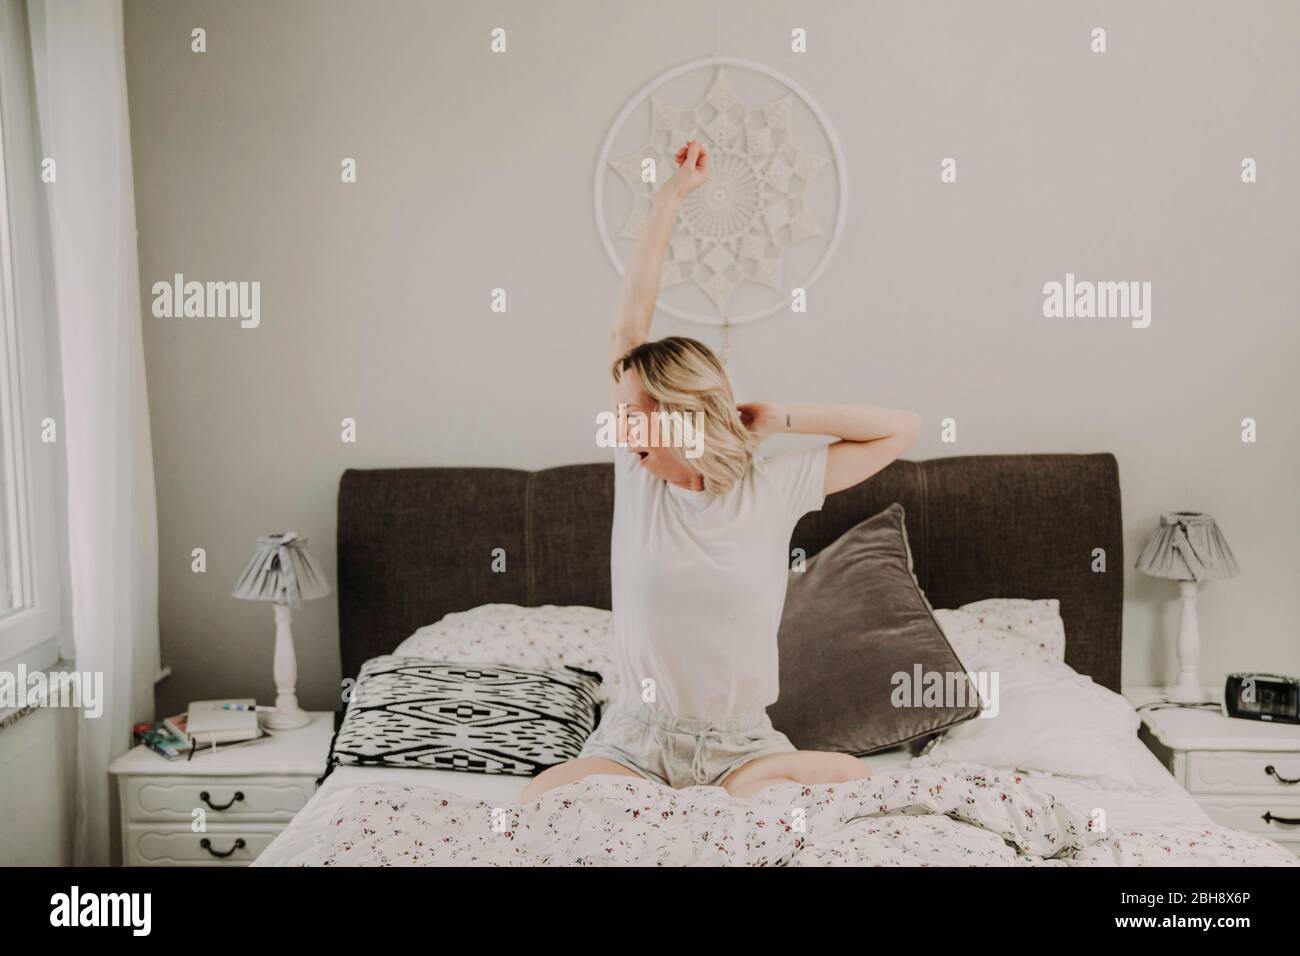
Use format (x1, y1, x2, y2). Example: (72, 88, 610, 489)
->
(737, 401, 785, 442)
(666, 139, 709, 201)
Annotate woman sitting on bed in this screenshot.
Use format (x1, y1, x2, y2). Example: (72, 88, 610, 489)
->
(520, 140, 920, 802)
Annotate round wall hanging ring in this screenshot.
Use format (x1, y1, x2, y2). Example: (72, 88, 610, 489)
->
(594, 57, 848, 328)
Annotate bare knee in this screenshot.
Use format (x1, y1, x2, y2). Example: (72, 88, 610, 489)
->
(797, 751, 869, 786)
(826, 754, 868, 785)
(518, 763, 570, 803)
(830, 752, 869, 782)
(519, 757, 638, 803)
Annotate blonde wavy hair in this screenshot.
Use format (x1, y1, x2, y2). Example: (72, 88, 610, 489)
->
(612, 336, 759, 496)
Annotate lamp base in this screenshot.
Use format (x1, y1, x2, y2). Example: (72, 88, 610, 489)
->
(267, 603, 312, 730)
(1169, 580, 1207, 705)
(1164, 675, 1208, 705)
(263, 705, 312, 731)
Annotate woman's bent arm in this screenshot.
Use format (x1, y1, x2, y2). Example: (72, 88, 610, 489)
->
(741, 402, 921, 496)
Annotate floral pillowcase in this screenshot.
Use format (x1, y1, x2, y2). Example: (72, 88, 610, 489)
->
(932, 598, 1066, 669)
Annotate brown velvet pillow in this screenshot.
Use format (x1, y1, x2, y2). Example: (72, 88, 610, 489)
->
(768, 503, 979, 755)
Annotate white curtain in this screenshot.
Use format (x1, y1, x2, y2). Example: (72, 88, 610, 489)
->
(27, 0, 160, 866)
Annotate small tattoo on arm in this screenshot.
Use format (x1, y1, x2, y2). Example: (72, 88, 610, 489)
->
(785, 413, 791, 429)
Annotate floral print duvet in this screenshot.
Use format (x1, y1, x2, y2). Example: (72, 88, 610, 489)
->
(304, 765, 1296, 867)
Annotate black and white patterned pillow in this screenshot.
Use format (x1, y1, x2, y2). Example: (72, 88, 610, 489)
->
(329, 656, 602, 776)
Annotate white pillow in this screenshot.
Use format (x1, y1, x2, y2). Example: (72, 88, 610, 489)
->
(931, 597, 1066, 662)
(914, 601, 1142, 788)
(393, 604, 619, 702)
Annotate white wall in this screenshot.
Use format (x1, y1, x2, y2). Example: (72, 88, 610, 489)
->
(122, 0, 1300, 716)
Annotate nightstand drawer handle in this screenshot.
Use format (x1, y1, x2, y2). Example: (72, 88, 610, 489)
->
(1262, 811, 1300, 826)
(199, 790, 245, 811)
(1265, 766, 1300, 785)
(199, 837, 246, 859)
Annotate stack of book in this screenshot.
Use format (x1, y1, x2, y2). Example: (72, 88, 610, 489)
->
(132, 712, 192, 760)
(132, 699, 270, 761)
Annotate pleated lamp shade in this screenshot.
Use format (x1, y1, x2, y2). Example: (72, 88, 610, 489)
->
(1135, 512, 1240, 582)
(231, 532, 331, 606)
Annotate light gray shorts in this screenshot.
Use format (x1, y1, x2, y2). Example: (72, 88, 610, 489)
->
(578, 699, 796, 789)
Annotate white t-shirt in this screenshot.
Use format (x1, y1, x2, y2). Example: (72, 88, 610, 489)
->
(610, 442, 829, 721)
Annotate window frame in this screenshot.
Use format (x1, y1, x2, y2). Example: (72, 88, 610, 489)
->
(0, 2, 64, 671)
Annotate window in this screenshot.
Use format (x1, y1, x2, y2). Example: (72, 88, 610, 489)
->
(0, 2, 64, 673)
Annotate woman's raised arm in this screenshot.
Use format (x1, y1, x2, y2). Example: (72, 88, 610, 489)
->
(608, 140, 709, 371)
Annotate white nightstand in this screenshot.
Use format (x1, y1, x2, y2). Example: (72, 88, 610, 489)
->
(107, 711, 334, 866)
(1124, 687, 1300, 855)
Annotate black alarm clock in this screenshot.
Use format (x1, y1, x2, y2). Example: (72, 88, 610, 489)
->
(1223, 673, 1300, 724)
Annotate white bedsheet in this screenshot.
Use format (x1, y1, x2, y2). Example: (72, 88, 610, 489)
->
(255, 734, 1211, 866)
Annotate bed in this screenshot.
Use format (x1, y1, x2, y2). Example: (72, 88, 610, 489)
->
(255, 453, 1295, 866)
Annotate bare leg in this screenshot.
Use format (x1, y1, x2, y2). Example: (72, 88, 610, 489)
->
(721, 751, 869, 800)
(519, 757, 643, 803)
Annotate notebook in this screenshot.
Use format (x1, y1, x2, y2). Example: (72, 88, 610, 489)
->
(186, 699, 261, 745)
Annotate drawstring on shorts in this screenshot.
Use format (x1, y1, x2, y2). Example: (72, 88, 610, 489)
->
(689, 727, 722, 786)
(611, 701, 773, 789)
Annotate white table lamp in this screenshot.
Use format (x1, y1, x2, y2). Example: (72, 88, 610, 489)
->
(1135, 512, 1239, 704)
(231, 532, 330, 730)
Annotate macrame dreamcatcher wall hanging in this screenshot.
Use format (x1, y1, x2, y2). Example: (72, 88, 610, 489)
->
(594, 56, 847, 377)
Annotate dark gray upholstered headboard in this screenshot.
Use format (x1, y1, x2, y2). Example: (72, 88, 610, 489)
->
(337, 454, 1123, 691)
